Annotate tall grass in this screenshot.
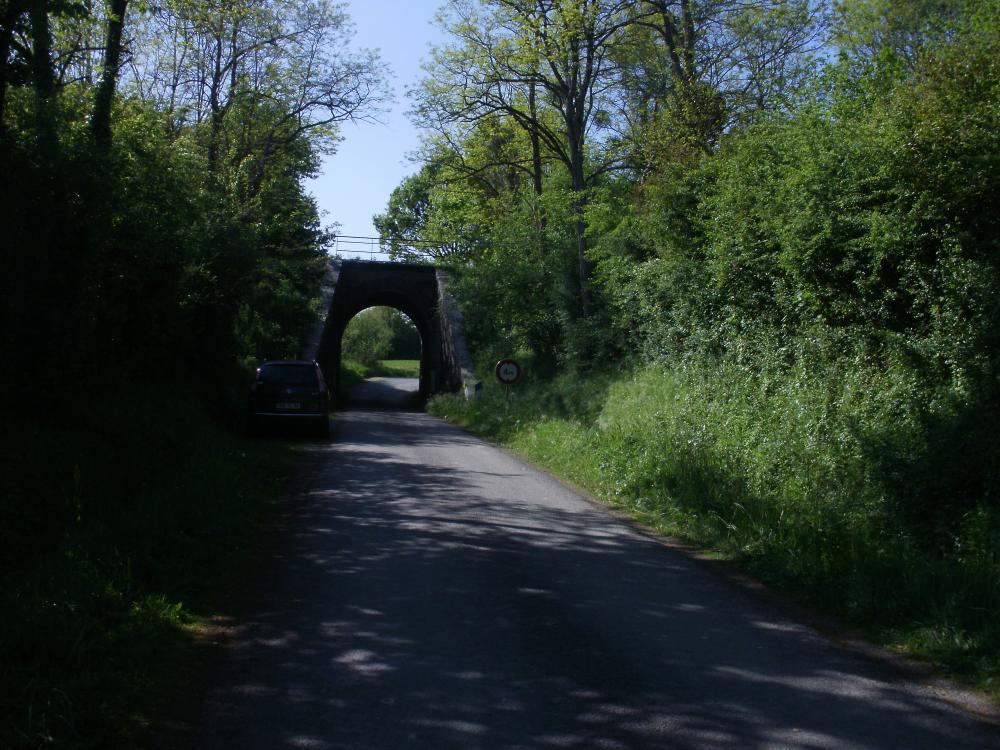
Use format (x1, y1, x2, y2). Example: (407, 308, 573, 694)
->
(429, 355, 1000, 692)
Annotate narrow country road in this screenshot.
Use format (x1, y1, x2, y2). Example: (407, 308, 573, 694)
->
(188, 405, 999, 749)
(344, 376, 419, 407)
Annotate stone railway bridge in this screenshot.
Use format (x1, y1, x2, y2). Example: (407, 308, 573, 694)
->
(305, 260, 475, 399)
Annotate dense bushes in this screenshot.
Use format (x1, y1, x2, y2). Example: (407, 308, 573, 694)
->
(589, 6, 1000, 543)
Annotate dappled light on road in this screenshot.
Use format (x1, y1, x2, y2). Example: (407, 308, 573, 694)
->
(188, 410, 998, 750)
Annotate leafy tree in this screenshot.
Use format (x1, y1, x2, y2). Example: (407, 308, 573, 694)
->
(0, 0, 389, 742)
(376, 114, 549, 260)
(415, 0, 639, 315)
(342, 306, 421, 364)
(403, 0, 830, 367)
(342, 306, 394, 366)
(124, 0, 389, 180)
(832, 0, 968, 71)
(611, 0, 827, 177)
(1, 0, 385, 391)
(387, 308, 421, 359)
(90, 0, 128, 145)
(374, 166, 436, 254)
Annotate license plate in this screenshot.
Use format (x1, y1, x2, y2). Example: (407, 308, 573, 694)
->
(276, 402, 301, 410)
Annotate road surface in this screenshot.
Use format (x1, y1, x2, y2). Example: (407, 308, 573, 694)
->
(345, 376, 418, 407)
(188, 407, 998, 749)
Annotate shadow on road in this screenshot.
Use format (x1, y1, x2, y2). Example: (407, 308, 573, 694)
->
(183, 410, 998, 750)
(344, 376, 421, 410)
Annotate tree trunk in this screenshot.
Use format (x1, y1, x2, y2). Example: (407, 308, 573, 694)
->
(91, 0, 129, 146)
(28, 0, 53, 99)
(528, 82, 543, 199)
(569, 138, 590, 317)
(574, 207, 589, 315)
(680, 0, 695, 78)
(527, 80, 547, 250)
(28, 0, 55, 145)
(207, 31, 224, 173)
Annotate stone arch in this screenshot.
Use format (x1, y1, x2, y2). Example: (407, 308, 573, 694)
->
(316, 261, 470, 400)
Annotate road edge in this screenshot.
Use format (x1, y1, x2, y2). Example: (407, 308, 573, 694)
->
(422, 409, 1000, 729)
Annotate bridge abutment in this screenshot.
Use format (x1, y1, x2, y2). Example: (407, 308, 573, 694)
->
(314, 260, 474, 400)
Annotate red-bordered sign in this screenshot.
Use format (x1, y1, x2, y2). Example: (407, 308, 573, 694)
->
(494, 358, 523, 385)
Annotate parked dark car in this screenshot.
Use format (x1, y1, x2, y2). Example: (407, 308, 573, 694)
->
(249, 360, 329, 437)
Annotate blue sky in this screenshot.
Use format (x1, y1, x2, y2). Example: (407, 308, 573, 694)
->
(306, 0, 446, 256)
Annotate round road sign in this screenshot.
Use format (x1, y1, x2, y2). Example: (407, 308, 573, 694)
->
(495, 358, 523, 385)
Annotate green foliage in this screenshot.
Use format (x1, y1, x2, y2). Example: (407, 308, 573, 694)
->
(0, 1, 385, 745)
(430, 357, 1000, 691)
(373, 164, 439, 256)
(343, 310, 392, 366)
(450, 257, 571, 371)
(0, 385, 291, 748)
(387, 310, 422, 359)
(341, 358, 421, 387)
(376, 359, 420, 377)
(426, 0, 1000, 693)
(832, 0, 972, 71)
(339, 357, 370, 390)
(1, 0, 385, 395)
(342, 306, 416, 366)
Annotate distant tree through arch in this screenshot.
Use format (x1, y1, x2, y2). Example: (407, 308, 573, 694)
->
(316, 261, 474, 400)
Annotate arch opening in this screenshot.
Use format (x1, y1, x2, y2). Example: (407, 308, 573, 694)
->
(340, 305, 423, 406)
(316, 261, 471, 406)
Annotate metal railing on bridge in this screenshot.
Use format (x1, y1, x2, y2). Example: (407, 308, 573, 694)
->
(330, 235, 443, 263)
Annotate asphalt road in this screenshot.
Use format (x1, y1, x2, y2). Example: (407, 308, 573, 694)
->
(345, 376, 419, 407)
(189, 405, 999, 749)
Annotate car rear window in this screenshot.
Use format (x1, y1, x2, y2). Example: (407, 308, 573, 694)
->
(258, 364, 319, 386)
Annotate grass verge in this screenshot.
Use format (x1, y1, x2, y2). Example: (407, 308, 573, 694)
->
(0, 382, 297, 748)
(340, 359, 421, 395)
(375, 359, 420, 377)
(428, 364, 1000, 698)
(341, 358, 420, 388)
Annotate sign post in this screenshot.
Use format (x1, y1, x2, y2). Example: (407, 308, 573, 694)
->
(494, 358, 523, 402)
